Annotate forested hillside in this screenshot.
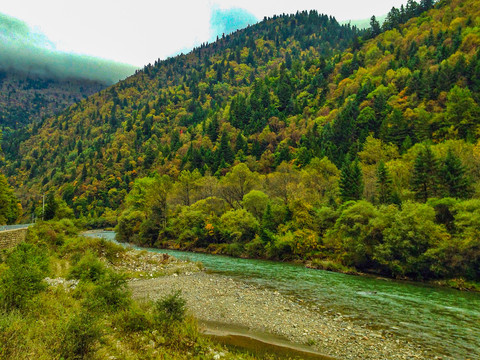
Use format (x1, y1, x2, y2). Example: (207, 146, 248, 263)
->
(8, 10, 364, 211)
(0, 70, 105, 129)
(0, 71, 107, 164)
(6, 0, 480, 284)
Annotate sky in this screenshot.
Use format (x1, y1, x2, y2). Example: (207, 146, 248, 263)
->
(0, 0, 409, 68)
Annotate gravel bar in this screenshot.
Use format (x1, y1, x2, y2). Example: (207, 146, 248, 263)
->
(129, 272, 439, 360)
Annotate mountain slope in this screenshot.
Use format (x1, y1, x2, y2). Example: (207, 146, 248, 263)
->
(11, 0, 480, 219)
(9, 10, 362, 213)
(0, 70, 106, 130)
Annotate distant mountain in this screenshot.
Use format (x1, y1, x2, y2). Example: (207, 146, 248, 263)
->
(0, 70, 105, 129)
(0, 12, 138, 162)
(11, 0, 473, 220)
(8, 9, 362, 209)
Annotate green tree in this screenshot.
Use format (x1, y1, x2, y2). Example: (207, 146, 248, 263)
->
(261, 202, 276, 234)
(376, 161, 394, 204)
(440, 149, 471, 199)
(0, 174, 19, 224)
(444, 85, 480, 139)
(220, 163, 258, 208)
(242, 190, 269, 220)
(44, 193, 58, 221)
(411, 146, 439, 202)
(216, 132, 234, 166)
(339, 158, 363, 202)
(176, 169, 201, 206)
(373, 202, 450, 279)
(369, 16, 381, 37)
(324, 201, 379, 268)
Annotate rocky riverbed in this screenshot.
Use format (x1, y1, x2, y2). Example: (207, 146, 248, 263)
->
(130, 271, 439, 360)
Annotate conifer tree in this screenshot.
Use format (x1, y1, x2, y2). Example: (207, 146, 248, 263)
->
(376, 161, 394, 204)
(411, 146, 439, 202)
(81, 165, 88, 181)
(340, 157, 364, 202)
(260, 202, 275, 243)
(217, 132, 234, 165)
(441, 149, 471, 198)
(44, 193, 58, 221)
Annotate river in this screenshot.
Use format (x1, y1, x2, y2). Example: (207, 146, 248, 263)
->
(89, 231, 480, 359)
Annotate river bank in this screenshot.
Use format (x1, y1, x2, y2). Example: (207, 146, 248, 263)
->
(129, 271, 438, 360)
(151, 240, 480, 292)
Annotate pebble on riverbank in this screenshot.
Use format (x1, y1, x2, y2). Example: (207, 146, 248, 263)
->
(130, 272, 439, 360)
(111, 250, 202, 279)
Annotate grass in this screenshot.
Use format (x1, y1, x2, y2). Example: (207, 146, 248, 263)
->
(0, 221, 257, 360)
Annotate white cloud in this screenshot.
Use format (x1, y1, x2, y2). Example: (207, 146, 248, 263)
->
(0, 0, 410, 66)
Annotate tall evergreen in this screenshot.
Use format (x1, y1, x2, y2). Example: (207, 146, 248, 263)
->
(411, 146, 439, 202)
(44, 193, 58, 221)
(441, 148, 471, 198)
(376, 161, 394, 204)
(217, 132, 234, 165)
(340, 157, 364, 202)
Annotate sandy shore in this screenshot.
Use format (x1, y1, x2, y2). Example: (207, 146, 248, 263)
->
(129, 271, 438, 360)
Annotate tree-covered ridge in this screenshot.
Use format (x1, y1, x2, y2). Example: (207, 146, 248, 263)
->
(0, 70, 106, 129)
(8, 1, 447, 216)
(8, 10, 364, 213)
(0, 70, 107, 164)
(321, 0, 480, 164)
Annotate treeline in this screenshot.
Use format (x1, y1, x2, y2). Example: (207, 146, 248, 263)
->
(116, 137, 480, 283)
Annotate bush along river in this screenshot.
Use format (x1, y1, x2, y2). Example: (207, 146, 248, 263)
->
(88, 231, 480, 359)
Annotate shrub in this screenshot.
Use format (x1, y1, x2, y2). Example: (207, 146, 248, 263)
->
(154, 290, 186, 326)
(68, 251, 107, 282)
(224, 242, 244, 257)
(265, 233, 295, 260)
(0, 243, 49, 311)
(0, 311, 26, 358)
(60, 311, 101, 360)
(244, 236, 265, 258)
(89, 270, 130, 312)
(114, 304, 151, 333)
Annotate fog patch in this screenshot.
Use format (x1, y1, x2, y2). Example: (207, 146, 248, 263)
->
(0, 12, 137, 84)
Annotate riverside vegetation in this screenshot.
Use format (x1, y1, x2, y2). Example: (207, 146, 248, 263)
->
(0, 221, 258, 360)
(1, 0, 480, 288)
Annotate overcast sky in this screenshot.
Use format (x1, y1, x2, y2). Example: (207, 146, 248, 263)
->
(1, 0, 409, 67)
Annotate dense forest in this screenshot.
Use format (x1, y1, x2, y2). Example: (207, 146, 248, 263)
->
(0, 70, 109, 167)
(3, 0, 480, 285)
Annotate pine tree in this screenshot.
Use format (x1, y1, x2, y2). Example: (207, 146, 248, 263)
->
(411, 146, 439, 202)
(81, 165, 88, 181)
(376, 161, 394, 204)
(235, 132, 246, 152)
(44, 193, 58, 221)
(441, 149, 471, 198)
(369, 16, 381, 37)
(340, 158, 364, 202)
(217, 132, 234, 165)
(260, 202, 276, 242)
(207, 117, 219, 142)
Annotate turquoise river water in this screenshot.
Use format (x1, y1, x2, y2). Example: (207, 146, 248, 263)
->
(89, 231, 480, 359)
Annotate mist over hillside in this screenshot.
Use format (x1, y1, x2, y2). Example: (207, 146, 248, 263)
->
(0, 12, 137, 84)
